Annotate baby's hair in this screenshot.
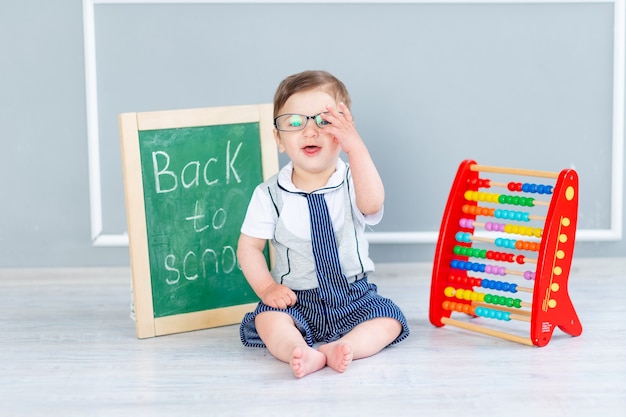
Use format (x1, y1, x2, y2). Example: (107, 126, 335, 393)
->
(273, 70, 351, 118)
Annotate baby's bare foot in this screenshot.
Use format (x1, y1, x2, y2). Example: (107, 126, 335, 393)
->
(319, 343, 353, 373)
(290, 346, 326, 379)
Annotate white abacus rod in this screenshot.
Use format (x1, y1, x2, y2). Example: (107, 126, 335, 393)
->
(441, 317, 535, 346)
(531, 200, 550, 207)
(470, 164, 560, 179)
(470, 197, 550, 207)
(488, 180, 554, 191)
(465, 193, 551, 206)
(510, 313, 531, 322)
(470, 221, 543, 241)
(462, 209, 547, 221)
(466, 234, 541, 251)
(459, 250, 538, 265)
(469, 235, 497, 244)
(505, 269, 531, 277)
(488, 181, 509, 188)
(444, 304, 531, 322)
(447, 269, 534, 293)
(472, 301, 533, 311)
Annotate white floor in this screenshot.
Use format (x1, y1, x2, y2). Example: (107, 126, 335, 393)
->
(1, 258, 625, 417)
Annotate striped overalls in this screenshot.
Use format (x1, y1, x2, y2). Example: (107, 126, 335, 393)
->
(239, 173, 409, 347)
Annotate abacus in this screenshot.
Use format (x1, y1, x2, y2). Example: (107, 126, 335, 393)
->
(429, 160, 582, 347)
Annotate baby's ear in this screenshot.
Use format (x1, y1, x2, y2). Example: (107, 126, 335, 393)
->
(273, 129, 286, 153)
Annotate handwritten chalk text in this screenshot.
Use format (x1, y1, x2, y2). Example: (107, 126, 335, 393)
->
(163, 245, 239, 285)
(152, 140, 243, 193)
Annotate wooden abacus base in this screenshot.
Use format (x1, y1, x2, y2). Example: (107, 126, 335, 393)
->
(441, 317, 534, 346)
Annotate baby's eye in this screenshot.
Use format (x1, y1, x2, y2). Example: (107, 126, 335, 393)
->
(315, 114, 330, 126)
(289, 115, 303, 127)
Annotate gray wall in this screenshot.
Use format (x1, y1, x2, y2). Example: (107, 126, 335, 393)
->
(1, 0, 624, 268)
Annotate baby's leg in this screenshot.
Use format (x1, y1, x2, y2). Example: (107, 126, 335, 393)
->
(319, 317, 402, 373)
(255, 311, 326, 378)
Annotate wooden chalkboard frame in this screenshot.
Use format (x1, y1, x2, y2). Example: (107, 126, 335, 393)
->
(119, 104, 277, 339)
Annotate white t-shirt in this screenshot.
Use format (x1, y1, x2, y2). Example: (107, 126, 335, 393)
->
(240, 159, 383, 290)
(241, 160, 383, 240)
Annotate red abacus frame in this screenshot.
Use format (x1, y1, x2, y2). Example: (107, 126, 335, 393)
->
(429, 160, 582, 346)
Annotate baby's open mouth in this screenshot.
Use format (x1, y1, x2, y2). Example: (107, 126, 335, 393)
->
(303, 145, 320, 155)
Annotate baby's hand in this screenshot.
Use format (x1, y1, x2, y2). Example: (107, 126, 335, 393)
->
(259, 282, 297, 309)
(322, 102, 364, 155)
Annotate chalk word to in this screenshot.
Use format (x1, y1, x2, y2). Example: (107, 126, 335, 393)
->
(185, 200, 227, 233)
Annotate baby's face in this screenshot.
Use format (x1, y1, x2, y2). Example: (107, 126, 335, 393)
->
(273, 89, 342, 183)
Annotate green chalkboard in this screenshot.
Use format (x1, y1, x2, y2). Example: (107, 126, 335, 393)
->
(120, 104, 277, 338)
(139, 123, 263, 317)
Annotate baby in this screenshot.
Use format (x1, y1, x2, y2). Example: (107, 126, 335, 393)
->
(238, 70, 409, 378)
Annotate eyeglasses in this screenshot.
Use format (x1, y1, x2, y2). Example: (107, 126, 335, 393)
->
(274, 112, 334, 132)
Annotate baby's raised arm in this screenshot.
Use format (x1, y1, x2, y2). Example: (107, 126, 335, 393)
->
(322, 102, 385, 216)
